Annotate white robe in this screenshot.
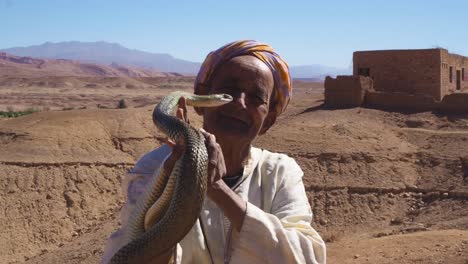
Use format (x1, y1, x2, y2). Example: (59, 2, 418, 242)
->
(102, 145, 326, 264)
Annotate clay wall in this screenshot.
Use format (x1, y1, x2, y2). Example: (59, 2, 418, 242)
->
(365, 91, 438, 112)
(353, 49, 442, 100)
(364, 91, 468, 113)
(324, 75, 373, 108)
(441, 50, 468, 96)
(439, 93, 468, 113)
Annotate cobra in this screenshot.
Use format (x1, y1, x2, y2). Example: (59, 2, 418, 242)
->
(109, 91, 233, 263)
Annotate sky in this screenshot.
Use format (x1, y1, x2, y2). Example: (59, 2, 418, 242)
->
(2, 0, 468, 68)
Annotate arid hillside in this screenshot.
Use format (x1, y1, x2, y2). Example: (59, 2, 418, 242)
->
(0, 52, 180, 78)
(0, 77, 467, 264)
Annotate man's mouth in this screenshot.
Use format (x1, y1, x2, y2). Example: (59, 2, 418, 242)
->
(219, 112, 249, 126)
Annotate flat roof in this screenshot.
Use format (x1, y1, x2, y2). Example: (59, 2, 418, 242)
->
(354, 48, 445, 53)
(353, 48, 467, 60)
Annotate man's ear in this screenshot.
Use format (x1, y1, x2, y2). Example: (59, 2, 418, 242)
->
(259, 112, 277, 135)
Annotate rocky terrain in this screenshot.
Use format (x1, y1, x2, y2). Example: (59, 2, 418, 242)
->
(0, 77, 467, 263)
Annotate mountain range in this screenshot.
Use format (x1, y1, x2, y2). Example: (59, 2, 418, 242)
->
(1, 41, 350, 79)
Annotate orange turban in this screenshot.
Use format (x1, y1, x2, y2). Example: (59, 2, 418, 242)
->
(195, 40, 292, 116)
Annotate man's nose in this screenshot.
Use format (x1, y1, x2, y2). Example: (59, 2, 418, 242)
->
(232, 92, 247, 109)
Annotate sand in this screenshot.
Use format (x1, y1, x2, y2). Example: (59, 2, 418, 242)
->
(0, 77, 467, 263)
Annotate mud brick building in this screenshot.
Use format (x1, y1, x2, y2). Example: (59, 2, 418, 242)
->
(353, 48, 468, 100)
(324, 75, 373, 108)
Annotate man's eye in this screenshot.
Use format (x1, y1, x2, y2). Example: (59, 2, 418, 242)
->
(214, 86, 235, 94)
(212, 86, 226, 93)
(253, 94, 267, 104)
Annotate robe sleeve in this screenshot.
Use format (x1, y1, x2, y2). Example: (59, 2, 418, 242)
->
(233, 156, 326, 264)
(101, 145, 171, 264)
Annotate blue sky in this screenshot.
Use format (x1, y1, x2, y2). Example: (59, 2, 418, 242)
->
(2, 0, 467, 68)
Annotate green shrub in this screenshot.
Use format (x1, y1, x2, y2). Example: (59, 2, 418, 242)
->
(0, 108, 39, 118)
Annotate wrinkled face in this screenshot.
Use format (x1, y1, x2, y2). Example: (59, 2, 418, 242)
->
(197, 55, 276, 145)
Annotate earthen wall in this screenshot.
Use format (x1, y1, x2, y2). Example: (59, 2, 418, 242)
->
(324, 75, 373, 108)
(365, 91, 438, 112)
(353, 49, 442, 100)
(441, 50, 468, 96)
(439, 93, 468, 113)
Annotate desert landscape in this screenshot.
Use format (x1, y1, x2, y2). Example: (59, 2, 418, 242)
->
(0, 63, 467, 263)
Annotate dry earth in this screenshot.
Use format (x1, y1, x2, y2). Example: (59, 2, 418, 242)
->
(0, 76, 194, 111)
(0, 77, 467, 264)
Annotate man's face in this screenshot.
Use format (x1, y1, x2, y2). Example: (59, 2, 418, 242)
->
(200, 55, 275, 145)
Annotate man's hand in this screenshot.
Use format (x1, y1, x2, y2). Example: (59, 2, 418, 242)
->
(198, 128, 247, 232)
(163, 97, 247, 232)
(199, 128, 227, 196)
(166, 97, 227, 192)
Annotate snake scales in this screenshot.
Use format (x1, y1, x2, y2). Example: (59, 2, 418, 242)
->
(109, 91, 232, 263)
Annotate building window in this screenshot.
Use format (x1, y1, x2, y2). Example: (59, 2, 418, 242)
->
(449, 66, 453, 83)
(463, 68, 465, 81)
(358, 67, 370, 76)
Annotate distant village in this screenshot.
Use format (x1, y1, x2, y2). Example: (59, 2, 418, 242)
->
(325, 48, 468, 113)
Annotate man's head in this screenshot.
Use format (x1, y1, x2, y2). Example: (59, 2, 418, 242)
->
(194, 40, 292, 145)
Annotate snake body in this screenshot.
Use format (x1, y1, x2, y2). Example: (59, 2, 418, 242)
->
(109, 91, 232, 263)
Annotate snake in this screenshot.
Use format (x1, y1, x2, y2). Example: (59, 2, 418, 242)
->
(109, 91, 232, 263)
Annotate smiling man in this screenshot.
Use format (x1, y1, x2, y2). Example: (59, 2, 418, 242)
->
(102, 40, 326, 264)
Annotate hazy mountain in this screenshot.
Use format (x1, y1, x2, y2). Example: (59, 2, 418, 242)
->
(289, 64, 351, 80)
(1, 41, 200, 74)
(1, 41, 350, 79)
(0, 52, 177, 78)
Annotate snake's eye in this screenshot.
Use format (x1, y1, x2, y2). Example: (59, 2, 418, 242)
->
(222, 94, 233, 101)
